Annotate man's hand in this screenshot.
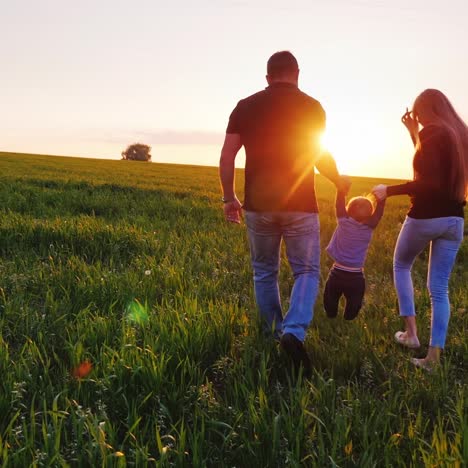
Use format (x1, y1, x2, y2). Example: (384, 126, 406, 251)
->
(336, 175, 352, 195)
(315, 152, 351, 195)
(372, 184, 388, 201)
(223, 196, 242, 224)
(219, 133, 242, 224)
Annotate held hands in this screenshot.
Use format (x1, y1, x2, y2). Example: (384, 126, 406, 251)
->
(372, 184, 388, 201)
(336, 175, 352, 195)
(223, 196, 242, 224)
(401, 107, 419, 142)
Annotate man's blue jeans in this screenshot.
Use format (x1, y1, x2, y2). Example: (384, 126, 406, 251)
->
(394, 216, 464, 348)
(245, 211, 320, 342)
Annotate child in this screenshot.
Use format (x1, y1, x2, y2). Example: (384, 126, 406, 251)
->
(324, 190, 385, 320)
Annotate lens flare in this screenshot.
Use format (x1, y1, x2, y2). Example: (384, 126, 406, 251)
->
(126, 299, 149, 325)
(72, 360, 93, 379)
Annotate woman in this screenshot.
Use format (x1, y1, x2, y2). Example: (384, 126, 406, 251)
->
(373, 89, 467, 370)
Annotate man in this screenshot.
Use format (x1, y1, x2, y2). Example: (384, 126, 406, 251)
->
(219, 51, 350, 374)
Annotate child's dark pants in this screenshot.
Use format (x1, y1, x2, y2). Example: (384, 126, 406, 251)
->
(323, 267, 365, 320)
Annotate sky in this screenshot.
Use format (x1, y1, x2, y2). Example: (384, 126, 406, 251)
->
(1, 0, 468, 178)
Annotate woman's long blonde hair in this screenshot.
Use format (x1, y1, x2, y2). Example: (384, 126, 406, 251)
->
(413, 89, 468, 202)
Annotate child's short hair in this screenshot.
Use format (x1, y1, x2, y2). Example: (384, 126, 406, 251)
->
(347, 196, 374, 222)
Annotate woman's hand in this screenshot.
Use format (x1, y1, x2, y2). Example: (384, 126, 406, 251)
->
(401, 107, 419, 143)
(372, 184, 388, 201)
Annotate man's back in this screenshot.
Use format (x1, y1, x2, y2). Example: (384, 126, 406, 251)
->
(227, 82, 325, 212)
(219, 50, 346, 373)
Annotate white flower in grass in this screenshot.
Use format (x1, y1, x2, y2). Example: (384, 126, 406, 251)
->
(145, 270, 151, 276)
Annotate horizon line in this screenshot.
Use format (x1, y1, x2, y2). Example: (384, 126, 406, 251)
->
(0, 150, 407, 183)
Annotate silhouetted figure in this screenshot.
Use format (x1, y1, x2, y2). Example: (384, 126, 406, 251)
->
(324, 191, 385, 320)
(219, 51, 350, 375)
(373, 89, 467, 371)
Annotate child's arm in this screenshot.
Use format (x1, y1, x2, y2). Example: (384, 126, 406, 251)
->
(335, 191, 347, 219)
(366, 199, 386, 228)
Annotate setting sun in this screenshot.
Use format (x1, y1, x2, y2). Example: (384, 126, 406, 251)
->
(0, 0, 466, 464)
(320, 113, 390, 177)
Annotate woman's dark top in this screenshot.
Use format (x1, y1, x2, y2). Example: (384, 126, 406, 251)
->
(387, 125, 465, 219)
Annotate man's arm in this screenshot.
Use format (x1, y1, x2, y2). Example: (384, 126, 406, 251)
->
(315, 151, 339, 185)
(315, 151, 351, 194)
(219, 133, 243, 223)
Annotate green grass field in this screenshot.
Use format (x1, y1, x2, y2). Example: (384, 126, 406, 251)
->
(0, 151, 466, 467)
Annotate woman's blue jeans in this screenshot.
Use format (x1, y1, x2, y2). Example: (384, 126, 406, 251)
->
(393, 216, 464, 348)
(245, 211, 320, 342)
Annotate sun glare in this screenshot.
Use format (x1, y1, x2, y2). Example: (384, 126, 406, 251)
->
(319, 117, 387, 177)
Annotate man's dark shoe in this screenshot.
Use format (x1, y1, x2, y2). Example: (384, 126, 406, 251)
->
(280, 333, 312, 376)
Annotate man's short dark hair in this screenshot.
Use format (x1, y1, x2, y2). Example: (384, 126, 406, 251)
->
(267, 51, 299, 78)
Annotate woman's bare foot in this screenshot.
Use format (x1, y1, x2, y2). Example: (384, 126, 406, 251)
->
(410, 347, 441, 372)
(410, 358, 436, 372)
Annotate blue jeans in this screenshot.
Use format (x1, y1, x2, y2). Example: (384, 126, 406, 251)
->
(245, 211, 320, 342)
(393, 216, 464, 348)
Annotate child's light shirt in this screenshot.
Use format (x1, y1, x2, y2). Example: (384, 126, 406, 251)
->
(326, 193, 385, 269)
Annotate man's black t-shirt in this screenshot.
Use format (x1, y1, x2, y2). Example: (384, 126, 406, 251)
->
(227, 82, 326, 212)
